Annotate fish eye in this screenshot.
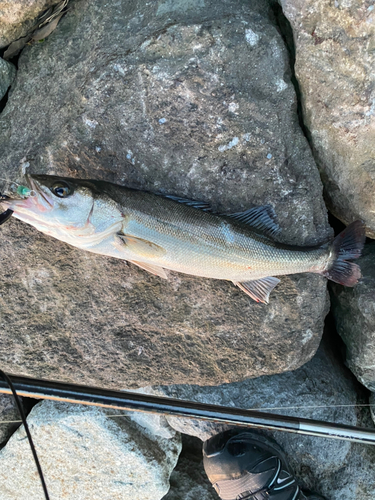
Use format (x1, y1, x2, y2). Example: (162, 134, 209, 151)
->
(51, 182, 71, 198)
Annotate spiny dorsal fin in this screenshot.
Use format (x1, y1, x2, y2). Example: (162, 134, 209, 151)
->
(164, 194, 212, 212)
(224, 205, 280, 237)
(233, 277, 280, 303)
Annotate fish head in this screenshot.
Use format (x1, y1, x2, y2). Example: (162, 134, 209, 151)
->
(0, 175, 106, 240)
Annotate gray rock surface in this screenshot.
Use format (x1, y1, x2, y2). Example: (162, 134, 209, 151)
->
(0, 400, 181, 500)
(279, 0, 375, 238)
(370, 392, 375, 425)
(0, 0, 62, 49)
(152, 339, 375, 500)
(0, 58, 15, 100)
(330, 241, 375, 391)
(0, 0, 331, 388)
(0, 394, 21, 446)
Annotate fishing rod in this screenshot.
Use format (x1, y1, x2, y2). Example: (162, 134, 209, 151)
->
(0, 373, 374, 445)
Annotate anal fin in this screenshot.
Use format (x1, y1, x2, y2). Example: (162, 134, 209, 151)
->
(233, 277, 280, 303)
(130, 260, 169, 279)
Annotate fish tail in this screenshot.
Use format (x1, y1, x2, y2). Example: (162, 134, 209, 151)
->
(322, 220, 366, 286)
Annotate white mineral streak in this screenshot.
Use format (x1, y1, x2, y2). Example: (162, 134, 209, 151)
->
(275, 78, 287, 92)
(218, 136, 239, 152)
(228, 102, 239, 112)
(0, 400, 182, 500)
(83, 116, 98, 129)
(245, 28, 259, 46)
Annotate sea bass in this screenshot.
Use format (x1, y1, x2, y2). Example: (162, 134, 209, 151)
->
(0, 175, 365, 303)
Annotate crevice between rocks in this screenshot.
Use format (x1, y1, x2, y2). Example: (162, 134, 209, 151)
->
(271, 2, 373, 416)
(0, 49, 20, 115)
(270, 2, 310, 141)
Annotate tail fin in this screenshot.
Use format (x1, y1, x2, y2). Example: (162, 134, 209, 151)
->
(323, 220, 366, 286)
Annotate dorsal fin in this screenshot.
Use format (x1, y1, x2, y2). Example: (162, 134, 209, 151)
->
(164, 194, 212, 212)
(164, 195, 280, 237)
(224, 205, 280, 237)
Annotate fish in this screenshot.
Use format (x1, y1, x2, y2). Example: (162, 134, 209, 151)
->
(0, 174, 366, 303)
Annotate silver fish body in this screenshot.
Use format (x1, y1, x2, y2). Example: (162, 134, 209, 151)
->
(0, 175, 365, 302)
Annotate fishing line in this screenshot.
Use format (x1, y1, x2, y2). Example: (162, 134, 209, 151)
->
(0, 371, 50, 500)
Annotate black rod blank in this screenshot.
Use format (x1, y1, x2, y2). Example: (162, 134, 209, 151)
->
(0, 374, 374, 445)
(0, 208, 13, 225)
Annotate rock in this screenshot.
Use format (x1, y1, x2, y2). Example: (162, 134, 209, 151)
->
(0, 0, 62, 49)
(0, 58, 16, 100)
(0, 394, 21, 446)
(0, 400, 181, 500)
(152, 338, 375, 500)
(279, 0, 375, 238)
(0, 0, 331, 388)
(162, 435, 217, 500)
(370, 393, 375, 425)
(330, 241, 375, 391)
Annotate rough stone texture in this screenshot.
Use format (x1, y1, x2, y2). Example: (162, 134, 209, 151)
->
(370, 392, 375, 425)
(162, 435, 217, 500)
(0, 0, 62, 49)
(0, 394, 21, 446)
(0, 400, 181, 499)
(0, 58, 16, 100)
(330, 241, 375, 391)
(279, 0, 375, 238)
(152, 339, 375, 500)
(0, 0, 331, 388)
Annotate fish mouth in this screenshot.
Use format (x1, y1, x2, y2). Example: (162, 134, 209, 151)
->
(25, 174, 54, 209)
(0, 175, 54, 224)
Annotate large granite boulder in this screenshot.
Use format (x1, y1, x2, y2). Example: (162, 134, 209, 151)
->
(279, 0, 375, 238)
(330, 241, 375, 391)
(0, 400, 181, 499)
(0, 0, 331, 388)
(0, 0, 62, 49)
(153, 339, 375, 500)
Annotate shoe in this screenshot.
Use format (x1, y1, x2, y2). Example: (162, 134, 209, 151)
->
(202, 430, 307, 500)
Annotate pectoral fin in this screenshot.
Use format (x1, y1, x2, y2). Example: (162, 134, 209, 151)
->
(130, 261, 169, 279)
(115, 233, 166, 259)
(233, 277, 280, 303)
